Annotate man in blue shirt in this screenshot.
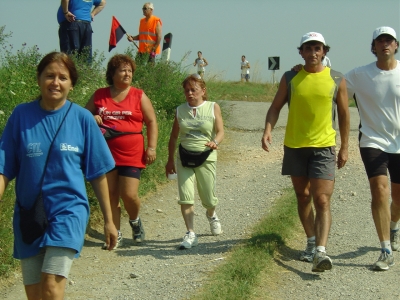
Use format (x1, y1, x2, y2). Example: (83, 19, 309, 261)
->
(57, 0, 106, 62)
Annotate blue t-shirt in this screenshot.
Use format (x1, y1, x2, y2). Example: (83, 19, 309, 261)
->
(0, 100, 115, 259)
(57, 0, 101, 23)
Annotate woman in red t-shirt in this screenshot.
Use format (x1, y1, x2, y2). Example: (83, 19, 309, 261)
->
(85, 54, 158, 249)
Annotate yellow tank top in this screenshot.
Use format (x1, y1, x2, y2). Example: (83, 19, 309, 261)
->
(284, 67, 343, 148)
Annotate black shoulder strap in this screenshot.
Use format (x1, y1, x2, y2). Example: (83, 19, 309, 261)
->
(284, 71, 298, 106)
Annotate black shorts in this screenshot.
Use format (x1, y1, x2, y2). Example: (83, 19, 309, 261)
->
(359, 147, 400, 183)
(108, 166, 142, 179)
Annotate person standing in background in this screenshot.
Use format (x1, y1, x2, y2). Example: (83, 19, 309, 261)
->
(322, 56, 332, 67)
(127, 2, 162, 64)
(241, 55, 251, 82)
(193, 51, 208, 79)
(57, 0, 106, 63)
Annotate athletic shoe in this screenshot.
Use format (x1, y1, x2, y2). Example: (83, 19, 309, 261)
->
(129, 218, 145, 243)
(299, 240, 316, 262)
(179, 231, 198, 249)
(312, 251, 333, 272)
(391, 229, 400, 251)
(373, 249, 394, 271)
(206, 211, 222, 235)
(102, 231, 123, 250)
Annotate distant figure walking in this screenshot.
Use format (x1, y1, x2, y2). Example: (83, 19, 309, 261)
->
(193, 51, 208, 79)
(322, 56, 332, 67)
(241, 55, 251, 82)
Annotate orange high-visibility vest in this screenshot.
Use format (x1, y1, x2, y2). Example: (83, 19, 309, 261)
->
(138, 16, 162, 54)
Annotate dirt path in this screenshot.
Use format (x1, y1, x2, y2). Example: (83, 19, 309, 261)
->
(2, 101, 381, 300)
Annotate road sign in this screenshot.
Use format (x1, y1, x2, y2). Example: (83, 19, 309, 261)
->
(161, 33, 173, 62)
(268, 57, 280, 70)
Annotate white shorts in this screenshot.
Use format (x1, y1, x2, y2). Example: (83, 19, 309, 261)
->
(20, 247, 75, 285)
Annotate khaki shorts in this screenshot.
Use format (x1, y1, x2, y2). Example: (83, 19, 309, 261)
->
(20, 247, 75, 285)
(282, 146, 336, 180)
(177, 159, 219, 209)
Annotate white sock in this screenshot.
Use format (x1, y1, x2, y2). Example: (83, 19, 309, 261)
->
(390, 221, 399, 231)
(381, 241, 391, 253)
(130, 218, 139, 223)
(316, 246, 326, 253)
(307, 236, 316, 243)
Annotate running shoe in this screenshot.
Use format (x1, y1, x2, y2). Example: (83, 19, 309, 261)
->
(179, 231, 198, 249)
(312, 251, 332, 272)
(373, 248, 394, 271)
(129, 218, 145, 243)
(206, 211, 222, 235)
(391, 229, 400, 251)
(299, 240, 316, 262)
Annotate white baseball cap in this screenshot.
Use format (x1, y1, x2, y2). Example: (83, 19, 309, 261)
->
(300, 32, 326, 46)
(372, 26, 397, 40)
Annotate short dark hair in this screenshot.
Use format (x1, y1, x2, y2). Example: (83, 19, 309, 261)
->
(370, 36, 399, 57)
(37, 52, 78, 86)
(105, 54, 136, 85)
(197, 51, 202, 55)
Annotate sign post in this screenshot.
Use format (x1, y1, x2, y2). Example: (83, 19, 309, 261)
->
(268, 56, 280, 84)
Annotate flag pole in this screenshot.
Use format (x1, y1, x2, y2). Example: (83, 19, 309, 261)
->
(126, 34, 139, 50)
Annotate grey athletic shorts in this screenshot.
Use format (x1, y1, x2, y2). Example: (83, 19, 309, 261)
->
(282, 146, 336, 180)
(20, 247, 75, 285)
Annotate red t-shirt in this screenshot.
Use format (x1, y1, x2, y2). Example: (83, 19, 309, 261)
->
(93, 87, 145, 168)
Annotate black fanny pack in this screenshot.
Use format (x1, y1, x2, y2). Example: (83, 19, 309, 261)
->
(99, 124, 142, 140)
(179, 144, 213, 168)
(17, 192, 48, 245)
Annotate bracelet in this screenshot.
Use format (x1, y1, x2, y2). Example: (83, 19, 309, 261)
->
(148, 147, 156, 151)
(213, 139, 219, 146)
(64, 11, 69, 15)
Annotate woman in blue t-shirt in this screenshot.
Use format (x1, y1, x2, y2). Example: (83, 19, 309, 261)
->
(0, 52, 117, 299)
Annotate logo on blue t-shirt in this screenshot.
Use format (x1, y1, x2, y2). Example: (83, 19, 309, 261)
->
(26, 143, 43, 157)
(60, 143, 79, 152)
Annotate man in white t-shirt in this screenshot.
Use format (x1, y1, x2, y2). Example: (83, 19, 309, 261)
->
(240, 55, 250, 82)
(346, 26, 400, 271)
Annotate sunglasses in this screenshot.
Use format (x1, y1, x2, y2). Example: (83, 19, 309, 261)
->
(142, 7, 149, 10)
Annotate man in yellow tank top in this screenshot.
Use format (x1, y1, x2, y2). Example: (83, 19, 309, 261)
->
(261, 32, 350, 273)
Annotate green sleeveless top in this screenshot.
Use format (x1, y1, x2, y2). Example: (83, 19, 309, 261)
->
(177, 101, 217, 161)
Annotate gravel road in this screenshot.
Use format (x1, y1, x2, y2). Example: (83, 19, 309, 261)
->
(1, 101, 393, 300)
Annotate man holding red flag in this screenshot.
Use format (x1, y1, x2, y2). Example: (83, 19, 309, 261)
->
(127, 2, 162, 63)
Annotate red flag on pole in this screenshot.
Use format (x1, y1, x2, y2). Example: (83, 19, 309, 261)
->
(109, 16, 127, 52)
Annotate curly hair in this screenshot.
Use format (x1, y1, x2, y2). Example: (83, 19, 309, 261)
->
(105, 54, 136, 85)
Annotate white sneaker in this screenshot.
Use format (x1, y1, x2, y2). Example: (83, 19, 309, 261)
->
(206, 211, 222, 235)
(102, 231, 123, 250)
(179, 232, 198, 249)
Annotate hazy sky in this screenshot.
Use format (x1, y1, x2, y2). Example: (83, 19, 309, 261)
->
(1, 0, 399, 82)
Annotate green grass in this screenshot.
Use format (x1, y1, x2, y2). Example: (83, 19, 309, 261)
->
(192, 189, 298, 300)
(207, 80, 278, 102)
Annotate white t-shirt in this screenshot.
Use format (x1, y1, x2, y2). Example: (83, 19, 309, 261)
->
(195, 58, 206, 72)
(241, 60, 250, 74)
(322, 56, 331, 67)
(345, 60, 400, 153)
